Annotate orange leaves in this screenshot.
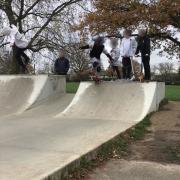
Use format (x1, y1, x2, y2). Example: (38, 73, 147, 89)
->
(76, 0, 179, 35)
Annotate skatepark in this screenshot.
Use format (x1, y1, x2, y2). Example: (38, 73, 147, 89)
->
(0, 75, 165, 180)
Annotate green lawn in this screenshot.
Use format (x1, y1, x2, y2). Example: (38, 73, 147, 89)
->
(66, 83, 180, 101)
(165, 85, 180, 101)
(66, 82, 80, 93)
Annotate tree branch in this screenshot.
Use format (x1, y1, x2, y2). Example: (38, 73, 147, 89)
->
(28, 0, 82, 47)
(21, 0, 41, 19)
(18, 0, 25, 32)
(0, 42, 10, 48)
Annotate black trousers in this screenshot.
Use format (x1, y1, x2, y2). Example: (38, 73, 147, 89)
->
(13, 45, 30, 73)
(122, 57, 132, 79)
(93, 61, 101, 73)
(142, 56, 151, 80)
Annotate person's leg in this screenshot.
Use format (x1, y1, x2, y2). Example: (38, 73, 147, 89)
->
(127, 57, 132, 79)
(92, 61, 99, 75)
(91, 61, 101, 82)
(96, 62, 101, 77)
(21, 49, 30, 73)
(142, 56, 151, 80)
(14, 46, 26, 73)
(122, 57, 127, 79)
(21, 51, 30, 65)
(114, 66, 121, 79)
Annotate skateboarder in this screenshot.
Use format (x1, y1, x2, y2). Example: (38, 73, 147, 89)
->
(1, 25, 30, 74)
(136, 29, 151, 81)
(80, 36, 113, 82)
(120, 29, 137, 79)
(110, 38, 121, 79)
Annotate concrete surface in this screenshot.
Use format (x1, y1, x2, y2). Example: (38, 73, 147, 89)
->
(0, 75, 65, 116)
(88, 160, 180, 180)
(58, 81, 165, 121)
(0, 77, 165, 180)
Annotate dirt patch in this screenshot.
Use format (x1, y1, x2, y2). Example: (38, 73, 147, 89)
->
(126, 101, 180, 164)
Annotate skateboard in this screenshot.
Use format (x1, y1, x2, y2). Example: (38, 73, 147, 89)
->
(90, 71, 102, 84)
(130, 57, 144, 83)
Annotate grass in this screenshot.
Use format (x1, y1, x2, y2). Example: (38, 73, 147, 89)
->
(66, 82, 180, 102)
(66, 82, 80, 93)
(128, 115, 151, 140)
(165, 85, 180, 101)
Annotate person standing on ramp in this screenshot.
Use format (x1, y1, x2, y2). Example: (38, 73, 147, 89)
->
(120, 29, 137, 80)
(110, 38, 121, 80)
(136, 29, 151, 81)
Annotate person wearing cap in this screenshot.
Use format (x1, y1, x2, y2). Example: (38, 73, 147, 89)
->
(1, 25, 30, 73)
(120, 29, 137, 80)
(80, 37, 113, 80)
(136, 29, 151, 81)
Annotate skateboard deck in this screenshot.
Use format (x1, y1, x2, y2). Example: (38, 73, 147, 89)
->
(131, 58, 144, 83)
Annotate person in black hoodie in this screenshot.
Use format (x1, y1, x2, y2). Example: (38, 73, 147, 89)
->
(136, 29, 151, 81)
(54, 49, 70, 75)
(80, 37, 112, 80)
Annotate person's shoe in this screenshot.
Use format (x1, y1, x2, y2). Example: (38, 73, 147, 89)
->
(131, 75, 136, 81)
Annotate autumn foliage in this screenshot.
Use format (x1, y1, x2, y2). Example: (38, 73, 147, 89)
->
(80, 0, 180, 35)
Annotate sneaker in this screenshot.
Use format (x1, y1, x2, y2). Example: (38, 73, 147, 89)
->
(130, 75, 136, 81)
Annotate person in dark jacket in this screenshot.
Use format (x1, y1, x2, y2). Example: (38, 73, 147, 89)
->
(136, 29, 151, 81)
(80, 37, 112, 80)
(54, 49, 70, 75)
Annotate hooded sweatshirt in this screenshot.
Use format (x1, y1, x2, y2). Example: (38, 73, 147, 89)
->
(1, 25, 28, 49)
(120, 37, 137, 57)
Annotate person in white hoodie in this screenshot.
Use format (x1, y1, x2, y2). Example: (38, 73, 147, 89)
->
(120, 29, 137, 79)
(1, 25, 30, 73)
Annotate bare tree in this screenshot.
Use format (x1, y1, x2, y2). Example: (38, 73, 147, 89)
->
(154, 62, 175, 81)
(0, 0, 83, 73)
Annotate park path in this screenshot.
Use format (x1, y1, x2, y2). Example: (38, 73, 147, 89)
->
(87, 101, 180, 180)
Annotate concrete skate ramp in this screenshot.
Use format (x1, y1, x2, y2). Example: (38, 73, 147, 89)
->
(58, 81, 165, 121)
(0, 75, 65, 116)
(0, 81, 165, 180)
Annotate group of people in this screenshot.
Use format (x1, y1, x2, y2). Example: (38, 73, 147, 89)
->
(111, 29, 151, 81)
(1, 25, 151, 81)
(79, 29, 151, 82)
